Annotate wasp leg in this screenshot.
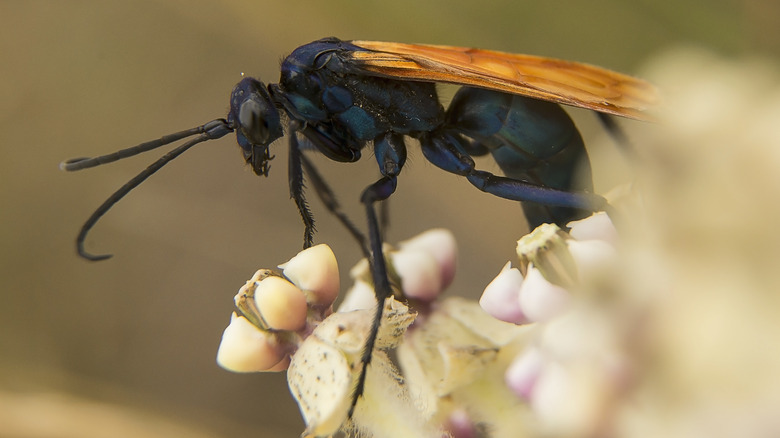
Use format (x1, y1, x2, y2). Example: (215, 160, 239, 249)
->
(378, 198, 390, 242)
(420, 131, 609, 215)
(299, 152, 370, 257)
(346, 175, 398, 419)
(288, 132, 316, 249)
(348, 132, 407, 417)
(373, 132, 406, 242)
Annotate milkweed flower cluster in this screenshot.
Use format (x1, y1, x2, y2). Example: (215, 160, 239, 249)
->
(215, 232, 458, 438)
(480, 213, 617, 326)
(479, 213, 631, 437)
(215, 222, 626, 438)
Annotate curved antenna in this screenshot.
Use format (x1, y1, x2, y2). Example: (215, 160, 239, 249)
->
(60, 119, 232, 171)
(67, 119, 234, 261)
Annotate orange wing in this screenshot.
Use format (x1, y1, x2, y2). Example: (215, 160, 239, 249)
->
(348, 40, 658, 121)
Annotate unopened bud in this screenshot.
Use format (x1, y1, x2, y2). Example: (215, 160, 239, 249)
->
(567, 212, 618, 245)
(479, 262, 528, 324)
(390, 248, 442, 302)
(254, 276, 308, 331)
(399, 228, 457, 289)
(280, 244, 340, 307)
(216, 313, 287, 372)
(518, 265, 571, 322)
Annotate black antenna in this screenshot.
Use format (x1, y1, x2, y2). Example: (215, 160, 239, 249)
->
(61, 119, 234, 261)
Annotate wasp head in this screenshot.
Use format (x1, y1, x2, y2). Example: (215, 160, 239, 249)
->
(229, 77, 283, 176)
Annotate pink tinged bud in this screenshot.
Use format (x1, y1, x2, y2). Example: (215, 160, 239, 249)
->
(254, 276, 308, 331)
(518, 266, 570, 322)
(479, 262, 529, 324)
(399, 228, 458, 289)
(505, 347, 544, 400)
(279, 244, 340, 307)
(391, 248, 442, 301)
(444, 409, 477, 438)
(567, 212, 618, 245)
(216, 313, 286, 372)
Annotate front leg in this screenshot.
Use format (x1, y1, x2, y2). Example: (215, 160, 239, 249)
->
(288, 130, 316, 248)
(299, 152, 369, 257)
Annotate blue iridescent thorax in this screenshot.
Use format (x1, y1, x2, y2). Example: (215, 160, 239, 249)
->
(278, 38, 444, 142)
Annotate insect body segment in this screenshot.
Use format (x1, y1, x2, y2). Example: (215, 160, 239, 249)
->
(445, 87, 592, 226)
(275, 38, 601, 234)
(62, 37, 657, 421)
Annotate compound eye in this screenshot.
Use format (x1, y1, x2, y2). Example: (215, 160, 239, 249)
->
(238, 98, 270, 145)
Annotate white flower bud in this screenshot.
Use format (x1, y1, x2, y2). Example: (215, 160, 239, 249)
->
(566, 239, 618, 286)
(216, 313, 286, 372)
(279, 244, 340, 307)
(518, 265, 570, 322)
(567, 212, 618, 245)
(254, 276, 308, 331)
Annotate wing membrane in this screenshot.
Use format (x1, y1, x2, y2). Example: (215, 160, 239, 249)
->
(349, 40, 658, 120)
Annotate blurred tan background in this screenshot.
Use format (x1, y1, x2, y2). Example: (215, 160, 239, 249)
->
(1, 1, 777, 436)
